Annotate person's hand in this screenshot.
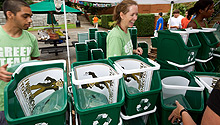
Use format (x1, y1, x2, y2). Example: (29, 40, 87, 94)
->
(0, 64, 13, 82)
(133, 47, 143, 55)
(168, 100, 185, 124)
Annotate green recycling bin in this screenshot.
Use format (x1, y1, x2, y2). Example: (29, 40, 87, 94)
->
(157, 30, 201, 65)
(109, 55, 161, 117)
(159, 69, 204, 125)
(138, 42, 148, 58)
(78, 32, 88, 43)
(91, 49, 104, 60)
(75, 43, 89, 62)
(95, 31, 108, 58)
(89, 28, 98, 40)
(151, 37, 158, 48)
(71, 59, 124, 125)
(191, 71, 220, 105)
(195, 29, 219, 61)
(128, 27, 137, 49)
(195, 60, 215, 72)
(86, 40, 98, 60)
(4, 60, 68, 125)
(212, 47, 220, 72)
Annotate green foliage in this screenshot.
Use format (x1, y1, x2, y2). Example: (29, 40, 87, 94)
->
(101, 14, 113, 29)
(213, 0, 220, 13)
(108, 21, 116, 29)
(134, 14, 155, 37)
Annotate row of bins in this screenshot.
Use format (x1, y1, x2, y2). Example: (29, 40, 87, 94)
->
(5, 54, 219, 125)
(153, 28, 219, 72)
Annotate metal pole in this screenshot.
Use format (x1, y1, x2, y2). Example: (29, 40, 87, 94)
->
(169, 1, 174, 29)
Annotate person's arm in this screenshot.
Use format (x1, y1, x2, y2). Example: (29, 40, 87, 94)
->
(0, 64, 13, 82)
(168, 100, 196, 125)
(201, 106, 220, 125)
(158, 23, 162, 31)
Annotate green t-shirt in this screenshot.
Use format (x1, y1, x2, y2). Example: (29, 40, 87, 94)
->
(0, 26, 40, 111)
(106, 25, 133, 58)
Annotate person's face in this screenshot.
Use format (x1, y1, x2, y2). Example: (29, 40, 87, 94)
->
(202, 4, 214, 18)
(185, 11, 188, 17)
(173, 13, 179, 18)
(120, 5, 138, 28)
(13, 6, 33, 30)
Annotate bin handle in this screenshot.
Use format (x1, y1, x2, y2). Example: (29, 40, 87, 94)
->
(120, 106, 157, 120)
(197, 77, 213, 93)
(162, 77, 204, 91)
(114, 58, 160, 74)
(71, 64, 123, 85)
(12, 60, 66, 77)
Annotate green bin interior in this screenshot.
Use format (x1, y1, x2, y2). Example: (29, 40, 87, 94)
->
(91, 49, 104, 60)
(128, 27, 137, 49)
(4, 62, 67, 125)
(196, 31, 219, 60)
(138, 42, 148, 58)
(89, 28, 98, 40)
(75, 43, 89, 62)
(211, 55, 220, 72)
(72, 79, 124, 125)
(151, 37, 158, 48)
(87, 40, 98, 60)
(195, 60, 215, 72)
(95, 31, 108, 58)
(157, 30, 201, 65)
(159, 69, 204, 125)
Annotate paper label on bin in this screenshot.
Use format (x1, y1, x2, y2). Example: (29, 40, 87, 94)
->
(74, 63, 119, 104)
(196, 76, 219, 88)
(14, 68, 64, 116)
(116, 59, 153, 92)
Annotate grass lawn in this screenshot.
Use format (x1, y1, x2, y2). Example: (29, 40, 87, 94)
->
(28, 23, 76, 31)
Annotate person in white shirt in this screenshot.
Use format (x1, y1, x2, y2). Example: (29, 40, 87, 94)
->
(167, 9, 184, 30)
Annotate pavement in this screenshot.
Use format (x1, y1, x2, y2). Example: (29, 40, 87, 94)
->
(29, 21, 152, 68)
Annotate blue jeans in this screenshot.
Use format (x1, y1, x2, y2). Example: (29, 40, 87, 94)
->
(0, 111, 8, 125)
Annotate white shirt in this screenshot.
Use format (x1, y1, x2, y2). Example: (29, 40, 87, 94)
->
(168, 15, 184, 30)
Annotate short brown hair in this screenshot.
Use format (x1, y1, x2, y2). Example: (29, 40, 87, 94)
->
(173, 9, 180, 14)
(113, 0, 138, 25)
(3, 0, 30, 19)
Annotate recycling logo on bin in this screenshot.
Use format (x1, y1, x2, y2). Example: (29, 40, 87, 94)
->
(188, 51, 195, 62)
(93, 113, 112, 125)
(136, 98, 151, 112)
(209, 48, 214, 57)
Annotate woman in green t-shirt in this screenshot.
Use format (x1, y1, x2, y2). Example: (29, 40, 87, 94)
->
(106, 0, 143, 58)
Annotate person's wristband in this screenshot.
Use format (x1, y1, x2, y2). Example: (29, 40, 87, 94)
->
(180, 108, 188, 117)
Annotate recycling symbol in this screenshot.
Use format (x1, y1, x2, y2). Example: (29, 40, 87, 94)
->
(93, 113, 112, 125)
(136, 98, 151, 112)
(35, 122, 48, 125)
(188, 51, 195, 62)
(209, 48, 214, 57)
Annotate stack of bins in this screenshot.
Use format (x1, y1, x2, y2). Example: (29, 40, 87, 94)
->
(78, 32, 89, 43)
(89, 28, 98, 40)
(71, 59, 124, 125)
(95, 31, 108, 58)
(195, 28, 219, 72)
(91, 49, 105, 60)
(156, 30, 201, 72)
(138, 42, 148, 58)
(86, 40, 98, 60)
(75, 43, 89, 62)
(159, 69, 205, 125)
(108, 55, 161, 123)
(128, 27, 137, 49)
(191, 71, 220, 105)
(4, 60, 68, 125)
